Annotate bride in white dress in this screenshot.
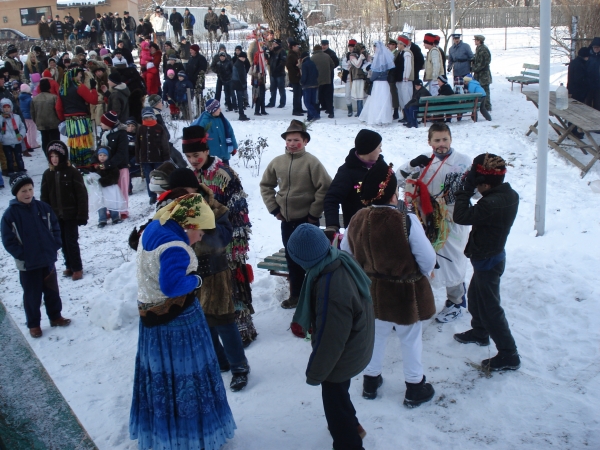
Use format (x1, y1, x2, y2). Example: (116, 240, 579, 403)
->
(359, 41, 396, 126)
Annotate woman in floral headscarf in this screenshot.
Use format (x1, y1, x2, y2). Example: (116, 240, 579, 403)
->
(130, 193, 237, 450)
(59, 67, 98, 166)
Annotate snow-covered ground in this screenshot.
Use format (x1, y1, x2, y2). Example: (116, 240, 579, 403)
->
(1, 27, 599, 449)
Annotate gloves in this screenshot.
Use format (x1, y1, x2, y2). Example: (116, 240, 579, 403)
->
(231, 149, 237, 156)
(77, 219, 88, 226)
(410, 155, 433, 168)
(461, 169, 477, 192)
(323, 226, 339, 242)
(447, 65, 452, 72)
(89, 78, 97, 90)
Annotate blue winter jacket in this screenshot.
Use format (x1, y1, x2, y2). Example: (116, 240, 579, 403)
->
(174, 74, 194, 103)
(191, 111, 238, 161)
(141, 219, 200, 298)
(1, 198, 62, 271)
(466, 79, 486, 97)
(448, 41, 474, 77)
(162, 77, 177, 102)
(300, 58, 319, 88)
(18, 92, 33, 119)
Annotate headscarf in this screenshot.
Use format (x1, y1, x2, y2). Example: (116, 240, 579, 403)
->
(153, 193, 215, 230)
(370, 40, 395, 72)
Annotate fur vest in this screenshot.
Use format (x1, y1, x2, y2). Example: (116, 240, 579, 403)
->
(347, 207, 435, 325)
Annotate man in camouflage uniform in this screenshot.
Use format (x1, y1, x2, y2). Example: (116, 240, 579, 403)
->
(471, 34, 492, 111)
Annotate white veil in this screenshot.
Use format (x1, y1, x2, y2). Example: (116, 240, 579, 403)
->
(370, 40, 396, 72)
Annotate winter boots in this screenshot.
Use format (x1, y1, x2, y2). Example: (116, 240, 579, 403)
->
(71, 270, 83, 281)
(347, 104, 353, 117)
(435, 300, 463, 323)
(453, 329, 490, 346)
(403, 375, 435, 408)
(50, 316, 72, 327)
(29, 327, 42, 338)
(362, 374, 383, 399)
(392, 108, 399, 120)
(281, 296, 299, 309)
(355, 100, 363, 117)
(230, 364, 250, 392)
(482, 351, 521, 371)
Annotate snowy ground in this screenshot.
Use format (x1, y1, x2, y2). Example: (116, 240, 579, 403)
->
(1, 27, 600, 449)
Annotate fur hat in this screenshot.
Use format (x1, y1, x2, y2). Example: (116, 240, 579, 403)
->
(287, 223, 331, 270)
(47, 140, 69, 163)
(169, 168, 200, 191)
(206, 98, 220, 113)
(149, 162, 177, 193)
(101, 110, 119, 127)
(281, 119, 310, 142)
(578, 47, 590, 57)
(355, 129, 382, 155)
(181, 126, 209, 153)
(424, 33, 436, 45)
(472, 153, 507, 187)
(11, 174, 34, 196)
(591, 37, 600, 47)
(358, 159, 397, 206)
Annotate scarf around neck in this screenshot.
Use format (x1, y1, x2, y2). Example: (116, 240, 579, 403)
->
(292, 247, 372, 331)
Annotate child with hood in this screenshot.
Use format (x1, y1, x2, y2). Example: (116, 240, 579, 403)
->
(142, 62, 161, 95)
(162, 69, 179, 118)
(191, 99, 237, 165)
(89, 147, 126, 227)
(139, 41, 152, 69)
(0, 98, 27, 175)
(1, 174, 71, 338)
(125, 118, 140, 193)
(174, 71, 194, 120)
(19, 84, 40, 150)
(40, 140, 89, 281)
(29, 73, 41, 97)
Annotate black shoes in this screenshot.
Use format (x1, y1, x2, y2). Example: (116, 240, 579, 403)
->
(277, 105, 285, 108)
(265, 104, 275, 108)
(230, 364, 250, 392)
(403, 375, 434, 408)
(328, 113, 334, 118)
(292, 112, 304, 116)
(454, 329, 490, 347)
(149, 197, 157, 205)
(281, 296, 299, 309)
(482, 351, 521, 371)
(362, 374, 383, 399)
(239, 116, 251, 121)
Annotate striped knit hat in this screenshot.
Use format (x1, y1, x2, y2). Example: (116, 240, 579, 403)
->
(101, 111, 119, 128)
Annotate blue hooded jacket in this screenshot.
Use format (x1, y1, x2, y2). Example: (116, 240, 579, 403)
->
(162, 76, 178, 102)
(1, 198, 62, 271)
(174, 73, 194, 103)
(466, 79, 486, 97)
(18, 92, 33, 119)
(191, 111, 238, 161)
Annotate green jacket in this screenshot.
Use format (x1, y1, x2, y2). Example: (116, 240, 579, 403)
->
(310, 50, 335, 86)
(306, 259, 375, 385)
(260, 149, 331, 221)
(471, 44, 492, 85)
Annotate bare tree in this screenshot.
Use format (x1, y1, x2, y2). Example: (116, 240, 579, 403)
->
(552, 0, 600, 59)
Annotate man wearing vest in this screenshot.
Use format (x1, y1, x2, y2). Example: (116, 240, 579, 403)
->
(396, 35, 414, 114)
(423, 33, 443, 96)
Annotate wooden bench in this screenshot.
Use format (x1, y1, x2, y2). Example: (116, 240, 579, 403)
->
(506, 63, 540, 92)
(257, 214, 345, 277)
(417, 93, 484, 125)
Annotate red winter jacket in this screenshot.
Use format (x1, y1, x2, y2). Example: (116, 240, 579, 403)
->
(143, 67, 161, 95)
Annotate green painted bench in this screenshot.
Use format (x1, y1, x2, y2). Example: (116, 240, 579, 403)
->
(257, 215, 344, 277)
(417, 93, 484, 125)
(506, 63, 540, 92)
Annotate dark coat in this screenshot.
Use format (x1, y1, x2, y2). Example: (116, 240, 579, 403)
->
(135, 122, 170, 164)
(286, 50, 301, 84)
(347, 207, 435, 325)
(215, 58, 233, 82)
(306, 259, 375, 385)
(587, 50, 600, 86)
(186, 54, 208, 86)
(1, 198, 62, 271)
(231, 59, 247, 90)
(219, 14, 230, 33)
(104, 127, 129, 169)
(324, 48, 340, 68)
(174, 75, 194, 102)
(106, 84, 131, 122)
(91, 164, 120, 187)
(411, 43, 425, 75)
(454, 182, 519, 261)
(405, 86, 431, 109)
(439, 83, 454, 96)
(567, 56, 588, 102)
(41, 162, 89, 222)
(162, 76, 178, 101)
(300, 58, 319, 88)
(169, 11, 184, 30)
(324, 150, 384, 229)
(269, 47, 287, 77)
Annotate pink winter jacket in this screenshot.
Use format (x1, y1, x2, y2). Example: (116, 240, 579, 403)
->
(140, 42, 152, 67)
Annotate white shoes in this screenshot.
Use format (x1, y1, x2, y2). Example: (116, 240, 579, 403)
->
(435, 300, 463, 323)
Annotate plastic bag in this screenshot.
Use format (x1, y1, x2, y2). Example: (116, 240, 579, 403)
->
(83, 172, 104, 213)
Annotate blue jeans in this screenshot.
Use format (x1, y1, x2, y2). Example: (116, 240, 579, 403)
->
(303, 88, 319, 120)
(3, 144, 25, 173)
(127, 30, 135, 45)
(268, 75, 286, 107)
(235, 90, 246, 117)
(98, 207, 119, 224)
(210, 323, 248, 373)
(141, 162, 162, 201)
(104, 31, 115, 49)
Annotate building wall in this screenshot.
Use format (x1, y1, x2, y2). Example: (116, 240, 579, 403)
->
(0, 0, 139, 37)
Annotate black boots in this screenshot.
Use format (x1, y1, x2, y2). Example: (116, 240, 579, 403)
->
(362, 374, 383, 399)
(403, 375, 434, 408)
(454, 329, 490, 346)
(230, 364, 251, 392)
(392, 108, 399, 120)
(347, 104, 353, 117)
(482, 351, 521, 371)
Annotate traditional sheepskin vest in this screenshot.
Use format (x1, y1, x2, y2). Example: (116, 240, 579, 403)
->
(405, 48, 415, 81)
(424, 47, 442, 81)
(347, 206, 435, 325)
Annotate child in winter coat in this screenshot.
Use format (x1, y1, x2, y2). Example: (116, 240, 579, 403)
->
(174, 71, 194, 120)
(89, 147, 126, 227)
(41, 140, 89, 281)
(125, 117, 140, 193)
(162, 69, 179, 118)
(29, 73, 41, 97)
(0, 98, 27, 175)
(18, 84, 40, 150)
(1, 175, 71, 338)
(139, 41, 152, 69)
(191, 98, 238, 165)
(142, 62, 161, 95)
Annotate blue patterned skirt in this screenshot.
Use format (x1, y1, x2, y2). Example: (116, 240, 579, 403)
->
(129, 300, 236, 450)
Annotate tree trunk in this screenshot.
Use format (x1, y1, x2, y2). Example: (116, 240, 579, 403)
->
(260, 0, 309, 51)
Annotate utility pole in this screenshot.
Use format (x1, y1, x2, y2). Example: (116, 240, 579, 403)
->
(451, 0, 455, 35)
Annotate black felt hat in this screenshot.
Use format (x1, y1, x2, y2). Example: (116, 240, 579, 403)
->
(181, 126, 209, 153)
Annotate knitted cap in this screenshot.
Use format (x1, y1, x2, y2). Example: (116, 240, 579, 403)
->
(42, 69, 52, 78)
(190, 44, 200, 52)
(359, 159, 397, 205)
(355, 129, 382, 155)
(47, 140, 68, 163)
(147, 94, 162, 108)
(287, 223, 331, 270)
(472, 153, 507, 187)
(108, 72, 122, 84)
(125, 117, 137, 126)
(167, 69, 175, 76)
(169, 168, 200, 191)
(20, 84, 31, 93)
(149, 162, 177, 192)
(101, 111, 119, 127)
(177, 71, 186, 77)
(11, 174, 33, 196)
(97, 147, 110, 156)
(438, 74, 448, 84)
(463, 75, 473, 82)
(99, 48, 109, 56)
(206, 98, 220, 113)
(141, 107, 156, 119)
(30, 73, 41, 83)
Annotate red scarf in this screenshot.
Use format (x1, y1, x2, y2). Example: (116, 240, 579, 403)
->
(142, 119, 157, 127)
(1, 114, 22, 141)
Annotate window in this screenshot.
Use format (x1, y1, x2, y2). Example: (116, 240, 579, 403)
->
(20, 7, 52, 26)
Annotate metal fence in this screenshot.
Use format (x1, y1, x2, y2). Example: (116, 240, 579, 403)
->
(391, 6, 579, 31)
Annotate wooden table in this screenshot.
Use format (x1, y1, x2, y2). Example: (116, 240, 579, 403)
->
(523, 90, 600, 177)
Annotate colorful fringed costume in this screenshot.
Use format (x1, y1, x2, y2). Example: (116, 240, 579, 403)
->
(59, 68, 98, 166)
(196, 156, 257, 344)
